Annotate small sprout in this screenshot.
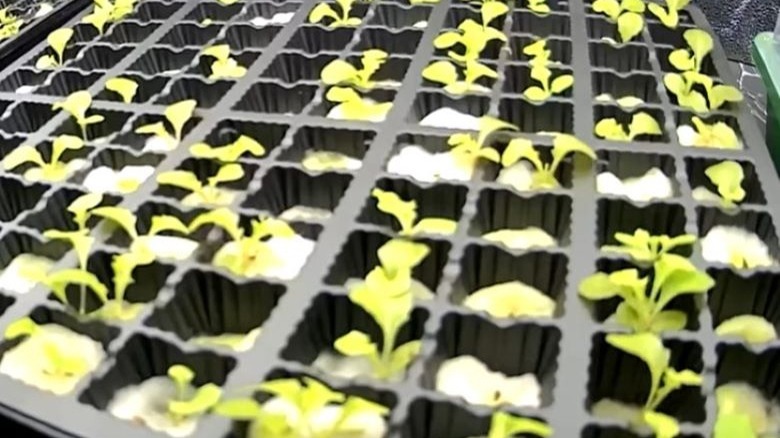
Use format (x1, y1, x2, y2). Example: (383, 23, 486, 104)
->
(664, 71, 743, 113)
(156, 163, 244, 207)
(701, 160, 746, 208)
(3, 135, 86, 182)
(592, 0, 645, 43)
(647, 0, 690, 28)
(522, 39, 574, 102)
(45, 268, 109, 315)
(93, 247, 154, 321)
(371, 188, 457, 236)
(421, 58, 496, 95)
(4, 317, 39, 339)
(202, 45, 247, 80)
(601, 229, 696, 263)
(447, 116, 516, 171)
(679, 116, 740, 149)
(668, 28, 713, 73)
(0, 8, 23, 41)
(82, 0, 136, 35)
(715, 384, 775, 438)
(105, 77, 138, 103)
(35, 27, 73, 69)
(325, 86, 392, 122)
(527, 0, 551, 16)
(189, 135, 266, 162)
(321, 49, 388, 89)
(715, 314, 777, 345)
(309, 0, 361, 28)
(594, 111, 662, 141)
(135, 99, 197, 150)
(500, 134, 595, 189)
(486, 411, 553, 438)
(166, 364, 222, 422)
(53, 91, 105, 140)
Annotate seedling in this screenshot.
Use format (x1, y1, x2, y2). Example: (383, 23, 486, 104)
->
(601, 229, 697, 263)
(592, 0, 645, 43)
(3, 135, 87, 182)
(82, 0, 136, 35)
(215, 376, 389, 437)
(35, 27, 73, 69)
(668, 28, 712, 73)
(522, 40, 574, 102)
(166, 364, 222, 424)
(594, 111, 662, 141)
(486, 411, 552, 438)
(700, 160, 746, 208)
(527, 0, 551, 16)
(156, 163, 244, 207)
(0, 8, 22, 41)
(309, 0, 361, 28)
(422, 58, 497, 95)
(202, 45, 247, 80)
(135, 99, 197, 150)
(599, 333, 702, 437)
(447, 116, 517, 171)
(53, 91, 105, 140)
(321, 49, 388, 89)
(715, 314, 777, 345)
(189, 135, 266, 162)
(105, 77, 138, 103)
(499, 134, 596, 189)
(648, 0, 690, 28)
(334, 239, 429, 381)
(4, 318, 90, 381)
(680, 116, 740, 149)
(714, 384, 774, 438)
(595, 93, 645, 109)
(325, 86, 392, 122)
(371, 188, 457, 236)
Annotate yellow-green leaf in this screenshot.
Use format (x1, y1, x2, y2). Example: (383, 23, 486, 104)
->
(334, 330, 377, 356)
(411, 218, 457, 236)
(91, 206, 138, 238)
(165, 100, 197, 141)
(105, 77, 138, 103)
(321, 59, 359, 85)
(47, 27, 73, 65)
(617, 11, 643, 43)
(715, 314, 777, 344)
(422, 60, 458, 86)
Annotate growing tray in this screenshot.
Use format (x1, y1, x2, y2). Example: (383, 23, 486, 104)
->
(0, 0, 773, 437)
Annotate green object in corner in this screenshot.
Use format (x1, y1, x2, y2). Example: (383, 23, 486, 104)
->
(754, 32, 780, 171)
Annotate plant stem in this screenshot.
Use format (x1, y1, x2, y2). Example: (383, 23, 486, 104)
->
(377, 326, 398, 379)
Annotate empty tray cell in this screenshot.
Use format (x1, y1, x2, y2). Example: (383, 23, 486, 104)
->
(127, 1, 180, 21)
(286, 26, 355, 53)
(586, 16, 624, 40)
(241, 166, 352, 217)
(643, 7, 694, 25)
(280, 291, 429, 380)
(584, 257, 700, 328)
(708, 268, 780, 337)
(100, 21, 160, 45)
(512, 11, 571, 36)
(94, 74, 169, 103)
(674, 112, 743, 147)
(594, 105, 668, 142)
(240, 1, 301, 25)
(0, 135, 24, 158)
(53, 109, 132, 144)
(279, 125, 375, 165)
(470, 189, 572, 246)
(687, 157, 765, 205)
(189, 50, 261, 79)
(34, 69, 102, 96)
(588, 333, 705, 423)
(69, 23, 101, 43)
(186, 2, 243, 22)
(73, 147, 164, 194)
(696, 206, 780, 263)
(408, 91, 490, 126)
(355, 28, 423, 55)
(325, 229, 451, 291)
(68, 45, 133, 71)
(224, 24, 282, 50)
(582, 425, 703, 438)
(716, 343, 780, 410)
(21, 187, 117, 232)
(597, 199, 687, 247)
(147, 270, 285, 349)
(370, 4, 432, 29)
(79, 334, 236, 424)
(451, 244, 568, 317)
(160, 23, 221, 47)
(0, 229, 70, 295)
(443, 5, 489, 29)
(113, 113, 201, 152)
(203, 119, 290, 157)
(358, 178, 467, 234)
(0, 102, 57, 133)
(153, 157, 258, 206)
(592, 71, 660, 103)
(155, 77, 233, 109)
(499, 98, 574, 134)
(503, 64, 574, 96)
(656, 45, 719, 77)
(648, 22, 697, 48)
(509, 35, 572, 64)
(128, 47, 198, 75)
(596, 150, 678, 200)
(421, 313, 561, 407)
(589, 42, 651, 73)
(0, 177, 47, 222)
(261, 52, 339, 83)
(0, 69, 49, 93)
(234, 81, 316, 114)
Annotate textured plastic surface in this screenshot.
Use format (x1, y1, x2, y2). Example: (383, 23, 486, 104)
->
(754, 32, 780, 170)
(0, 1, 774, 438)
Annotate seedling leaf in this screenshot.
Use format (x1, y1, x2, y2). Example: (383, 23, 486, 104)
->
(4, 317, 38, 339)
(481, 2, 509, 26)
(168, 383, 222, 417)
(334, 330, 378, 356)
(189, 208, 242, 242)
(3, 145, 45, 170)
(628, 111, 662, 140)
(91, 206, 137, 238)
(371, 188, 416, 233)
(165, 100, 197, 141)
(39, 27, 72, 68)
(377, 238, 429, 275)
(617, 12, 643, 43)
(321, 59, 360, 85)
(149, 215, 190, 236)
(422, 60, 459, 86)
(190, 135, 266, 162)
(487, 411, 553, 438)
(46, 268, 108, 305)
(593, 0, 621, 20)
(411, 218, 457, 236)
(606, 333, 669, 402)
(208, 163, 244, 185)
(643, 411, 680, 438)
(684, 28, 713, 71)
(105, 77, 138, 103)
(704, 160, 745, 206)
(213, 398, 263, 419)
(157, 170, 203, 193)
(168, 364, 195, 387)
(715, 314, 777, 344)
(389, 340, 421, 374)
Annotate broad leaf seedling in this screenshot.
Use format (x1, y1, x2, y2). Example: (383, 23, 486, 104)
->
(647, 0, 690, 28)
(601, 229, 696, 263)
(499, 134, 596, 189)
(447, 116, 516, 172)
(592, 0, 645, 43)
(522, 40, 574, 102)
(325, 86, 392, 122)
(82, 0, 136, 35)
(105, 77, 138, 103)
(309, 0, 361, 28)
(486, 411, 553, 438)
(321, 49, 388, 89)
(35, 27, 73, 69)
(53, 91, 105, 140)
(202, 45, 247, 80)
(715, 314, 777, 345)
(371, 188, 457, 236)
(156, 163, 244, 207)
(0, 8, 22, 41)
(166, 364, 222, 424)
(135, 100, 197, 150)
(189, 135, 266, 162)
(527, 0, 551, 16)
(595, 111, 662, 141)
(680, 116, 740, 149)
(700, 160, 746, 208)
(3, 135, 86, 182)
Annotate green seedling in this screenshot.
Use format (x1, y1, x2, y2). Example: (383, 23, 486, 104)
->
(105, 77, 138, 103)
(0, 8, 22, 41)
(701, 160, 746, 208)
(714, 384, 775, 438)
(156, 163, 244, 207)
(166, 364, 222, 424)
(35, 27, 73, 69)
(601, 229, 697, 263)
(334, 239, 429, 381)
(135, 99, 197, 150)
(486, 411, 553, 438)
(325, 86, 392, 122)
(599, 333, 702, 437)
(371, 188, 457, 236)
(82, 0, 136, 35)
(668, 28, 712, 73)
(188, 208, 296, 278)
(321, 49, 388, 89)
(579, 252, 714, 333)
(682, 116, 740, 149)
(648, 0, 690, 28)
(527, 0, 551, 16)
(446, 116, 516, 171)
(595, 111, 662, 141)
(53, 91, 105, 140)
(202, 45, 247, 80)
(499, 134, 596, 189)
(715, 314, 777, 345)
(215, 376, 389, 437)
(422, 58, 497, 95)
(664, 70, 743, 113)
(2, 135, 86, 182)
(592, 0, 645, 43)
(189, 135, 266, 163)
(309, 0, 361, 28)
(4, 317, 90, 380)
(522, 40, 574, 102)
